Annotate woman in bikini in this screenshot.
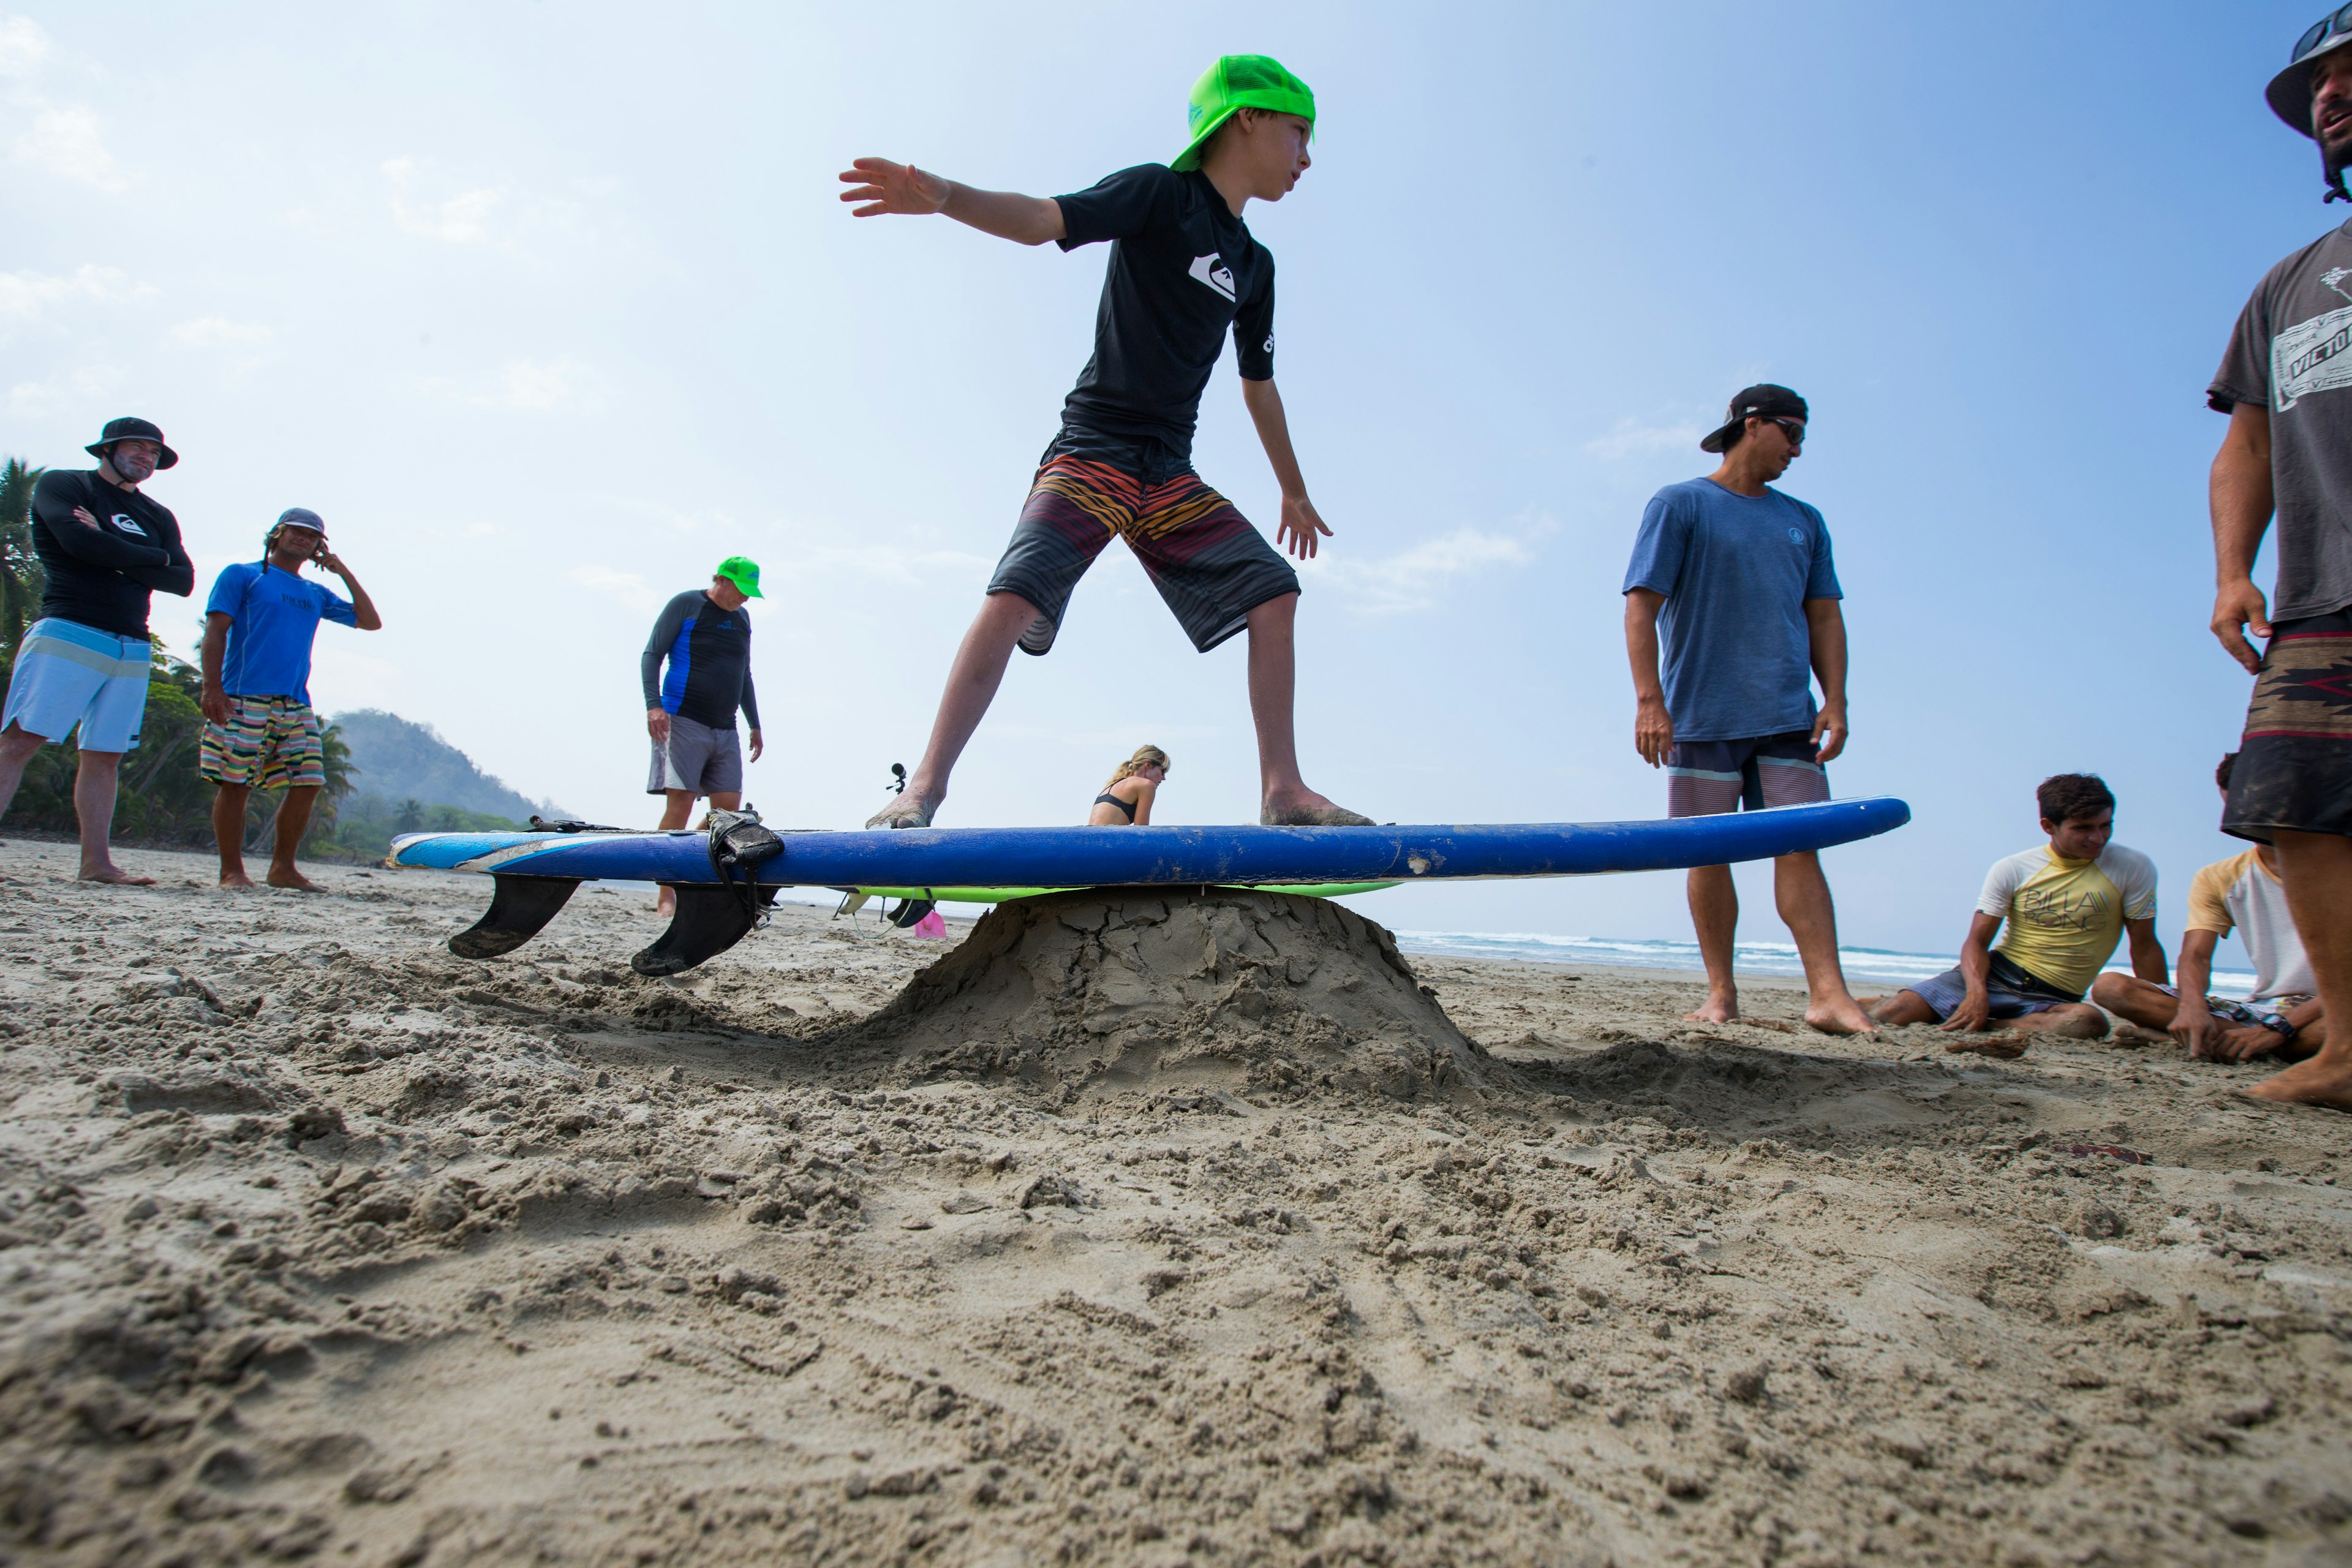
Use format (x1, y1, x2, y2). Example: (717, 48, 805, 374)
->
(1088, 745, 1168, 826)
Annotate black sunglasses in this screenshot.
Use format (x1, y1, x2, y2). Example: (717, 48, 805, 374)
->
(2296, 3, 2352, 64)
(1763, 416, 1805, 447)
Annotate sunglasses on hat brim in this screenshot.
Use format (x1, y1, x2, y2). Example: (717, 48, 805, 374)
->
(2297, 3, 2352, 64)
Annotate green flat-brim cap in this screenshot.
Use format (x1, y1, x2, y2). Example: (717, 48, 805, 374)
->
(716, 556, 763, 598)
(1172, 55, 1315, 173)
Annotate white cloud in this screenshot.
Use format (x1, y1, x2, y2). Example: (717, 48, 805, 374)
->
(1308, 521, 1550, 616)
(423, 356, 601, 411)
(382, 157, 502, 243)
(10, 104, 126, 192)
(567, 564, 664, 612)
(795, 540, 994, 586)
(7, 365, 108, 416)
(0, 15, 50, 77)
(0, 263, 153, 336)
(1583, 417, 1703, 461)
(169, 314, 273, 348)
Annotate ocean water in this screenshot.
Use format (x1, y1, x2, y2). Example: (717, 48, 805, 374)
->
(1386, 927, 2260, 1001)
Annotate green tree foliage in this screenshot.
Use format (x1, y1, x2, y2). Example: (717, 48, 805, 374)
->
(0, 458, 46, 662)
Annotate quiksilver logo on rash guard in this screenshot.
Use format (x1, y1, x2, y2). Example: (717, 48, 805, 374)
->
(1188, 252, 1237, 303)
(111, 514, 147, 537)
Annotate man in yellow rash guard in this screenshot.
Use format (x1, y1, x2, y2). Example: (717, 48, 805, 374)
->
(1863, 774, 2169, 1057)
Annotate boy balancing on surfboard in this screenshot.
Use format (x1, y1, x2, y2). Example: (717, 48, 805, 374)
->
(839, 55, 1371, 831)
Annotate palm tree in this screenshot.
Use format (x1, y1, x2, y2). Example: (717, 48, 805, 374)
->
(0, 458, 47, 666)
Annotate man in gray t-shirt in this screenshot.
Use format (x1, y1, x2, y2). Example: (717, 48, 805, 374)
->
(2203, 13, 2352, 1110)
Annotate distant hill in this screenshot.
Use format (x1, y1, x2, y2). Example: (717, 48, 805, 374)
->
(330, 709, 567, 821)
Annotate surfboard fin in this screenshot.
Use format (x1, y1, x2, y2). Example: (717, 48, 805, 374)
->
(631, 882, 778, 977)
(450, 875, 581, 959)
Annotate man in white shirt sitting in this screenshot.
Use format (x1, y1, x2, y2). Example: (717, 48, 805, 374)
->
(2093, 755, 2324, 1061)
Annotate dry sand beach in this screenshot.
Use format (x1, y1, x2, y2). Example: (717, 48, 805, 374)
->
(0, 837, 2345, 1566)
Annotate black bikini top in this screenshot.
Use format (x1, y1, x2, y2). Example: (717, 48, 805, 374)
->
(1093, 791, 1138, 822)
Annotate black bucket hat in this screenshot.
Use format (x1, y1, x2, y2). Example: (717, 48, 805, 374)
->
(84, 416, 178, 470)
(1700, 384, 1809, 454)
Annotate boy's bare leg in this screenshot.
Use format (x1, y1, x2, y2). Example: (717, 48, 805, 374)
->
(1865, 990, 1939, 1026)
(74, 750, 153, 885)
(867, 592, 1039, 829)
(213, 783, 254, 886)
(2249, 829, 2352, 1107)
(1775, 850, 1875, 1035)
(1246, 594, 1370, 826)
(267, 786, 322, 891)
(1944, 1002, 2108, 1059)
(2088, 972, 2177, 1031)
(1686, 864, 1740, 1022)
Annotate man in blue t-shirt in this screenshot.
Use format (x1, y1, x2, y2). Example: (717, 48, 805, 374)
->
(1621, 385, 1872, 1036)
(199, 508, 382, 889)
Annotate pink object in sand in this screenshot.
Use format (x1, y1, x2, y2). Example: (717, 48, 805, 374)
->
(910, 910, 949, 939)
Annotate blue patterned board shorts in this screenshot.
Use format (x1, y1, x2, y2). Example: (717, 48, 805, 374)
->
(1664, 729, 1828, 817)
(1, 617, 151, 752)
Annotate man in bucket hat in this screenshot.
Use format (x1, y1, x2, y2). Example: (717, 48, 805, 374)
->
(836, 55, 1370, 830)
(2199, 12, 2352, 1107)
(0, 418, 194, 884)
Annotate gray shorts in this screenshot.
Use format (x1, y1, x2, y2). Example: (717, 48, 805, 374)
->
(647, 713, 742, 796)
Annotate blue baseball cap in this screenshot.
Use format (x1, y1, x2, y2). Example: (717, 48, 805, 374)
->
(274, 507, 326, 535)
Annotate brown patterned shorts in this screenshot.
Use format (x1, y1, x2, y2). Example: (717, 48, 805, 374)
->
(2222, 608, 2352, 842)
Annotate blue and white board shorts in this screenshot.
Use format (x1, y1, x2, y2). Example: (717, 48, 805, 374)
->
(1664, 729, 1828, 817)
(1, 618, 152, 752)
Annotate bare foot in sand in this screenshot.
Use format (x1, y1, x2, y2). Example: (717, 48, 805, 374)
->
(1947, 1034, 2027, 1060)
(80, 865, 155, 886)
(219, 871, 257, 889)
(1805, 998, 1879, 1037)
(1684, 995, 1738, 1025)
(1261, 791, 1374, 827)
(266, 868, 322, 892)
(2244, 1055, 2352, 1110)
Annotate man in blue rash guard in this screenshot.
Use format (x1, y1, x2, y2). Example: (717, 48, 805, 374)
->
(641, 557, 765, 914)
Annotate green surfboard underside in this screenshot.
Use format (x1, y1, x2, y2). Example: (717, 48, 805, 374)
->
(841, 881, 1401, 905)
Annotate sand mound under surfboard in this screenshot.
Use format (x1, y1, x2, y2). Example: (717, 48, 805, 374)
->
(844, 888, 1496, 1101)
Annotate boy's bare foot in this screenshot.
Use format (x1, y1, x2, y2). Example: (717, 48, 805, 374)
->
(1946, 1035, 2027, 1060)
(1804, 998, 1879, 1037)
(1684, 995, 1738, 1024)
(266, 869, 321, 892)
(866, 796, 937, 829)
(219, 871, 257, 889)
(2111, 1023, 2169, 1047)
(81, 866, 155, 886)
(1260, 791, 1374, 827)
(2244, 1055, 2352, 1110)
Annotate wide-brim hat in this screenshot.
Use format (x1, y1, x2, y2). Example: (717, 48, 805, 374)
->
(1171, 55, 1316, 173)
(85, 415, 178, 470)
(1700, 384, 1810, 454)
(2269, 20, 2352, 136)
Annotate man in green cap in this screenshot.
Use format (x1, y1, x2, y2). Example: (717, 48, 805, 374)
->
(641, 559, 764, 912)
(839, 54, 1371, 829)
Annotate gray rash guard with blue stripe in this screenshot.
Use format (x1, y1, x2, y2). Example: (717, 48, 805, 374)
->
(640, 590, 760, 729)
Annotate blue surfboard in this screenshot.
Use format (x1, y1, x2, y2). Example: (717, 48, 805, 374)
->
(389, 797, 1909, 976)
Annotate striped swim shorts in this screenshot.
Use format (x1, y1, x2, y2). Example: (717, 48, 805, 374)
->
(1664, 729, 1830, 818)
(2222, 608, 2352, 843)
(200, 695, 325, 790)
(1, 617, 153, 752)
(986, 428, 1301, 655)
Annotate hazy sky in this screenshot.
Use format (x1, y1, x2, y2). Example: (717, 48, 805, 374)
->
(3, 2, 2333, 963)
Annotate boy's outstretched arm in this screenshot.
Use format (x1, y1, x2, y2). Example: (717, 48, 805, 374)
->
(1240, 377, 1332, 560)
(838, 158, 1065, 246)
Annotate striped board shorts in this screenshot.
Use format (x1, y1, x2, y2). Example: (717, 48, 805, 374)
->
(1, 617, 153, 752)
(200, 695, 325, 790)
(2222, 608, 2352, 843)
(1665, 729, 1830, 818)
(986, 429, 1302, 656)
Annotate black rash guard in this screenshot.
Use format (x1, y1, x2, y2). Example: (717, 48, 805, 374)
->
(640, 590, 760, 729)
(29, 470, 195, 638)
(1052, 164, 1276, 458)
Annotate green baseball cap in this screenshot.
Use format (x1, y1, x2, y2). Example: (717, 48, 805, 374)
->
(1171, 55, 1316, 173)
(715, 556, 763, 598)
